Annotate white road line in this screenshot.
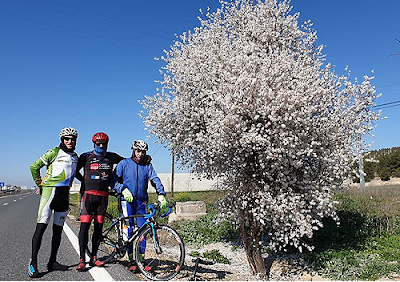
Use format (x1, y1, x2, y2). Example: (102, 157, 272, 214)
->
(63, 223, 114, 281)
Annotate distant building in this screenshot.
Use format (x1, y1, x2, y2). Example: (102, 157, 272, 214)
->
(70, 173, 219, 194)
(158, 173, 219, 192)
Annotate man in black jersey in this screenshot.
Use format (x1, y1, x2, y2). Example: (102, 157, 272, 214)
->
(75, 132, 124, 271)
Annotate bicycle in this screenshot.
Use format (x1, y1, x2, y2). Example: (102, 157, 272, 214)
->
(86, 190, 185, 281)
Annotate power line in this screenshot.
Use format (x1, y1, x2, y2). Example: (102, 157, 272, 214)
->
(150, 143, 167, 156)
(374, 100, 400, 108)
(375, 103, 400, 110)
(41, 0, 171, 35)
(13, 0, 171, 41)
(376, 82, 400, 89)
(373, 100, 400, 110)
(0, 12, 157, 50)
(388, 52, 400, 57)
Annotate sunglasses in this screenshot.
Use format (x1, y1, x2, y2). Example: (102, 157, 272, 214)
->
(64, 137, 77, 142)
(95, 142, 107, 146)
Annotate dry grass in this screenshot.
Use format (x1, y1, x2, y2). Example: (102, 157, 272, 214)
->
(342, 185, 400, 219)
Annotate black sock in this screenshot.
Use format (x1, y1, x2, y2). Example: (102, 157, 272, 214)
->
(31, 223, 48, 268)
(78, 223, 90, 260)
(49, 224, 63, 264)
(92, 222, 103, 257)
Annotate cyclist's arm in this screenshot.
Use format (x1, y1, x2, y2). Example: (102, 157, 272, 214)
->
(75, 153, 88, 195)
(75, 171, 84, 182)
(30, 148, 58, 188)
(75, 153, 86, 182)
(113, 152, 124, 164)
(113, 161, 126, 193)
(109, 153, 124, 190)
(148, 164, 166, 196)
(30, 158, 45, 187)
(110, 168, 121, 191)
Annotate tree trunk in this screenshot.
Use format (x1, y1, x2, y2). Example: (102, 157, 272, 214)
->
(239, 208, 267, 278)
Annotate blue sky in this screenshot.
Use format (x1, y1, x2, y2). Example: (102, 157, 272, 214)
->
(1, 0, 399, 187)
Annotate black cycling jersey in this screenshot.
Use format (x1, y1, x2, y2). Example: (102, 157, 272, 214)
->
(77, 151, 124, 193)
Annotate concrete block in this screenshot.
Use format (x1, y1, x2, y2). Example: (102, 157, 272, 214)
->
(176, 201, 206, 214)
(169, 201, 207, 223)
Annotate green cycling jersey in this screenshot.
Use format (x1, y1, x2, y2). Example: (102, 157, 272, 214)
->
(30, 146, 78, 188)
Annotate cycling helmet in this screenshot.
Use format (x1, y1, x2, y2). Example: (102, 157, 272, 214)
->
(92, 132, 109, 143)
(59, 127, 78, 138)
(131, 140, 148, 151)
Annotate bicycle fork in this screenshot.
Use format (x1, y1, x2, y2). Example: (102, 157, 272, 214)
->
(150, 224, 163, 255)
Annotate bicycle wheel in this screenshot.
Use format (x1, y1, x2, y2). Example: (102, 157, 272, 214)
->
(87, 213, 125, 262)
(135, 225, 185, 281)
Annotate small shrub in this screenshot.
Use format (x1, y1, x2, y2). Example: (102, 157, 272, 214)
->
(189, 251, 201, 258)
(172, 212, 239, 246)
(379, 167, 391, 181)
(392, 168, 400, 178)
(203, 249, 230, 264)
(189, 250, 230, 264)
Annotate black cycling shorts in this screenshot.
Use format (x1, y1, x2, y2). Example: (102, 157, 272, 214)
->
(80, 193, 108, 223)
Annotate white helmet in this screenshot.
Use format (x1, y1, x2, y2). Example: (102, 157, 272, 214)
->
(59, 127, 78, 138)
(131, 140, 148, 151)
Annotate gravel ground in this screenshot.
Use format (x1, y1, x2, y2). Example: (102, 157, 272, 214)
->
(68, 214, 321, 281)
(169, 242, 321, 281)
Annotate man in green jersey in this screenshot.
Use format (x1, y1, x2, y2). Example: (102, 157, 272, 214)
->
(28, 127, 79, 278)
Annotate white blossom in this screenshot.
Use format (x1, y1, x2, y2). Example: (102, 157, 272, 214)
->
(140, 0, 380, 254)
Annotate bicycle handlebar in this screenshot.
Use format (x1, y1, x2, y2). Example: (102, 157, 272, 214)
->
(146, 201, 175, 218)
(109, 188, 175, 219)
(145, 203, 158, 219)
(108, 188, 118, 196)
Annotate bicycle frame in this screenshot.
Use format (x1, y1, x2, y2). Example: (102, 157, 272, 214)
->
(96, 191, 184, 281)
(101, 193, 173, 259)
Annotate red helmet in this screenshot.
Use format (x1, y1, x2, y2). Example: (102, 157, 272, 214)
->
(92, 132, 109, 143)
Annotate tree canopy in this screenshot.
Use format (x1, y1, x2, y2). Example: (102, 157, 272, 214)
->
(140, 0, 381, 276)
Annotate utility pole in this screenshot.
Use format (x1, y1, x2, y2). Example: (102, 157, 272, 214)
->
(171, 153, 175, 199)
(359, 156, 366, 191)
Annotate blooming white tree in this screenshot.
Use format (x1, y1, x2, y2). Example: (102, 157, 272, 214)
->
(140, 0, 380, 277)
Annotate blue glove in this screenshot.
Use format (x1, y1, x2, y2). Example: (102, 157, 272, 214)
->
(122, 188, 134, 202)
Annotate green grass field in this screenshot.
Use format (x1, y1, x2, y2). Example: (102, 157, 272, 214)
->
(306, 185, 400, 280)
(70, 185, 400, 280)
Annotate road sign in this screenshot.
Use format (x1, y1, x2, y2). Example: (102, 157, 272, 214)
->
(0, 182, 5, 188)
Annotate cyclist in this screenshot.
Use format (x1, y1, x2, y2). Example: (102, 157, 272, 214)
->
(75, 132, 124, 271)
(114, 140, 168, 272)
(28, 127, 79, 278)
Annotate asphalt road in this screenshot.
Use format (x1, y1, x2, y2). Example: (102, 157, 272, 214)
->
(0, 192, 138, 281)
